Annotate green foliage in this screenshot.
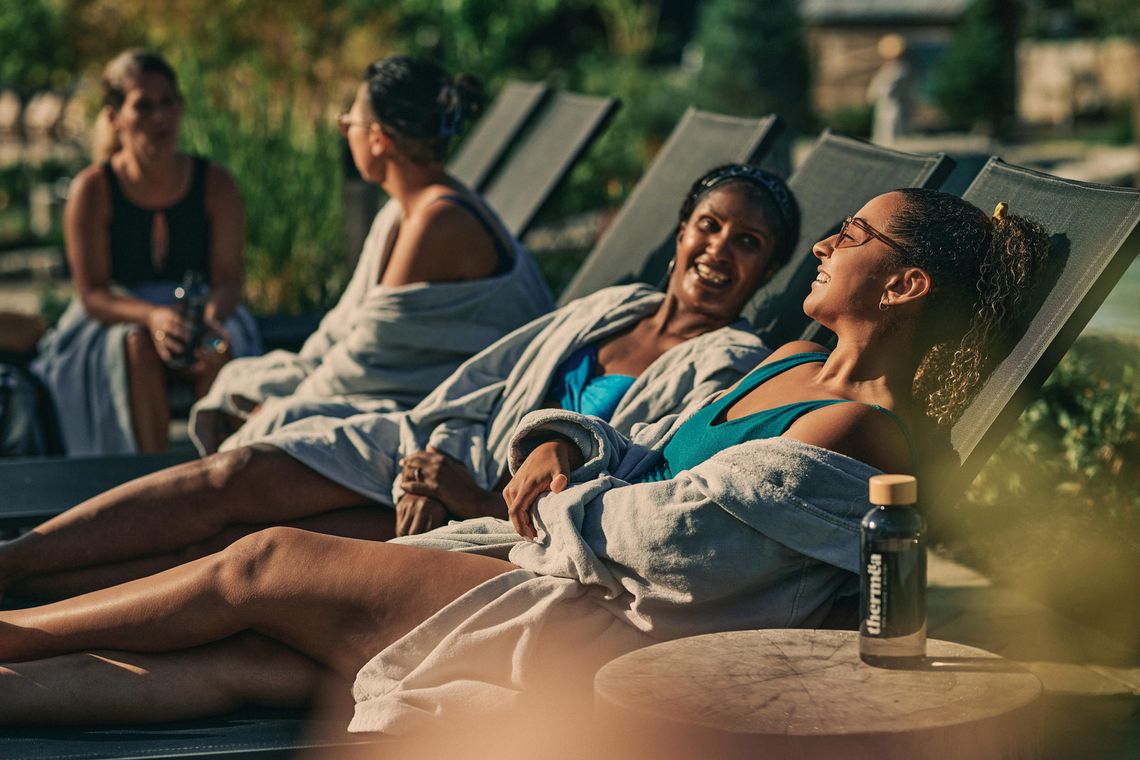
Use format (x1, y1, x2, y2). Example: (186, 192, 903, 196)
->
(822, 104, 874, 139)
(946, 334, 1140, 640)
(0, 0, 73, 96)
(933, 0, 1019, 134)
(177, 63, 347, 315)
(691, 0, 812, 131)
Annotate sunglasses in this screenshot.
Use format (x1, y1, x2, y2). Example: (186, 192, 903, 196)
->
(336, 112, 378, 139)
(835, 216, 912, 260)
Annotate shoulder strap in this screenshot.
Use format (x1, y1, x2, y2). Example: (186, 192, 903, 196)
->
(434, 193, 511, 265)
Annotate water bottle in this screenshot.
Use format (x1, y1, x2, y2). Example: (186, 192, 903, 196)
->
(167, 271, 209, 369)
(859, 473, 926, 667)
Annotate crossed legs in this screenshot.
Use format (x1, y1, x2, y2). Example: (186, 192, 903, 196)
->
(0, 527, 514, 724)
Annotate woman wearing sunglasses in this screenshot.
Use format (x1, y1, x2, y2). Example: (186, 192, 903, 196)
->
(189, 55, 552, 454)
(0, 189, 1049, 735)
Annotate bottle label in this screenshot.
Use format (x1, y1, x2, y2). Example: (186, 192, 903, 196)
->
(860, 543, 926, 657)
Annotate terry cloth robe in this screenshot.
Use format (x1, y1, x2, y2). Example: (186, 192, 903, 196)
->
(265, 284, 771, 507)
(30, 282, 261, 456)
(190, 200, 553, 454)
(347, 406, 878, 734)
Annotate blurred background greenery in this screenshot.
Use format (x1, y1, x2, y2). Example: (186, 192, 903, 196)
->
(0, 0, 1137, 639)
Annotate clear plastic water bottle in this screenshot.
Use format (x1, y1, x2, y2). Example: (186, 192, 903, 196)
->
(859, 473, 926, 667)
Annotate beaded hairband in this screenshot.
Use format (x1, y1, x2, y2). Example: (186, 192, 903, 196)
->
(693, 165, 797, 231)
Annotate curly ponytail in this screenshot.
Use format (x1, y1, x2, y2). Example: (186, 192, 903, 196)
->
(891, 189, 1049, 425)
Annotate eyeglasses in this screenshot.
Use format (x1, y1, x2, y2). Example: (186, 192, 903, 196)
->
(834, 216, 912, 260)
(336, 112, 378, 138)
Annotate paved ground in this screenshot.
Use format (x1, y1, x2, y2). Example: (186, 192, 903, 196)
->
(927, 551, 1139, 759)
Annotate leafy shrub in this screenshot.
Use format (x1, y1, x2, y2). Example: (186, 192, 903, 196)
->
(177, 63, 347, 314)
(943, 334, 1140, 641)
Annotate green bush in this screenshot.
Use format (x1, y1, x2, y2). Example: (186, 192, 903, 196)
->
(177, 63, 347, 315)
(943, 334, 1140, 641)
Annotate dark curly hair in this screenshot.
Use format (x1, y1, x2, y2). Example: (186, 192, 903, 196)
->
(887, 188, 1050, 425)
(363, 56, 485, 164)
(678, 164, 800, 273)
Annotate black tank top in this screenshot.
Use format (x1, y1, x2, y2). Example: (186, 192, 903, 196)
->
(104, 156, 211, 287)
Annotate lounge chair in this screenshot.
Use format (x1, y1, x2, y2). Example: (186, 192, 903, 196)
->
(929, 158, 1140, 511)
(482, 91, 620, 237)
(746, 130, 954, 345)
(558, 107, 785, 305)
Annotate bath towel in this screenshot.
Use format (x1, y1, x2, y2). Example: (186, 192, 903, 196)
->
(266, 284, 770, 507)
(190, 201, 552, 453)
(349, 406, 876, 733)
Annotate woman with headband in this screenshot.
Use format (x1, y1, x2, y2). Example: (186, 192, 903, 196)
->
(0, 190, 1049, 734)
(188, 55, 552, 454)
(0, 163, 798, 592)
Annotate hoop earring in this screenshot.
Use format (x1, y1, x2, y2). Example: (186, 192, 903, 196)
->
(878, 300, 889, 311)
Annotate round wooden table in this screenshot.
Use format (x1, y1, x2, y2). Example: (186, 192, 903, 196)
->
(594, 629, 1042, 760)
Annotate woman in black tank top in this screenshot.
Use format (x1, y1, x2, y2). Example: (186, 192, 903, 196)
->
(32, 50, 258, 454)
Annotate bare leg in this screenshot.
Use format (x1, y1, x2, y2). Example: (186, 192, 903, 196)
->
(125, 329, 170, 453)
(0, 632, 336, 725)
(14, 505, 397, 599)
(193, 345, 231, 399)
(0, 527, 515, 678)
(0, 445, 370, 594)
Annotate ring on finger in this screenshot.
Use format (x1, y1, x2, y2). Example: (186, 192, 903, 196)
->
(413, 466, 423, 482)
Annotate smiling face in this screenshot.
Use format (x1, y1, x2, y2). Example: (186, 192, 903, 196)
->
(109, 71, 183, 161)
(803, 191, 912, 327)
(667, 183, 776, 321)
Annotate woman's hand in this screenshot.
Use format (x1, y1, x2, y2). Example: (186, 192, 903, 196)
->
(190, 317, 233, 374)
(400, 447, 505, 520)
(395, 493, 450, 536)
(502, 438, 582, 540)
(146, 306, 190, 362)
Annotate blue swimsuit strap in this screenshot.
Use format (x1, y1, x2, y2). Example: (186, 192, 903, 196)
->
(734, 351, 919, 464)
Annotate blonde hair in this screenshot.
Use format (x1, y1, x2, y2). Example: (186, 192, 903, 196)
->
(92, 49, 180, 164)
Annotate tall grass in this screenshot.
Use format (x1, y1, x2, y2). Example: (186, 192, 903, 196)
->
(177, 63, 348, 314)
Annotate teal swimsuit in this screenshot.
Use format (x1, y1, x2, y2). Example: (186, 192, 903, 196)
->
(546, 344, 636, 421)
(637, 352, 915, 482)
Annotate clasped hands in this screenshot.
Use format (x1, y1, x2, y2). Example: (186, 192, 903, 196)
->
(397, 437, 583, 540)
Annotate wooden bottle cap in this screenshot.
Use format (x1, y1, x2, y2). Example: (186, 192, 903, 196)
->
(869, 474, 917, 505)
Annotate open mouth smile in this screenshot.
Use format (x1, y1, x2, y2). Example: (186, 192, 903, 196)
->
(694, 262, 731, 287)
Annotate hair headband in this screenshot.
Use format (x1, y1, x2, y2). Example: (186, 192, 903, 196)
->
(693, 165, 797, 233)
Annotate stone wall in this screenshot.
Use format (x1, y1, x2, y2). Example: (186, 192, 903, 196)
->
(1018, 38, 1140, 126)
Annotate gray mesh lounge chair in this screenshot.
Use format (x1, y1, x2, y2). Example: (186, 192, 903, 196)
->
(746, 130, 954, 346)
(447, 80, 550, 189)
(558, 107, 785, 305)
(481, 91, 619, 237)
(927, 158, 1140, 511)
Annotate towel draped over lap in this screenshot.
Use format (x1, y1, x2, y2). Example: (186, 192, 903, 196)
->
(266, 284, 770, 507)
(30, 282, 261, 455)
(349, 407, 877, 734)
(190, 200, 553, 454)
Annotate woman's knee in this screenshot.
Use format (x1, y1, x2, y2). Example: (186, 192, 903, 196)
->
(214, 526, 314, 606)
